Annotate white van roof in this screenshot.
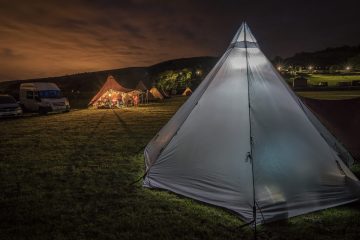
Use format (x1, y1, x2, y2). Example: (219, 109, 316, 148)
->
(20, 82, 60, 91)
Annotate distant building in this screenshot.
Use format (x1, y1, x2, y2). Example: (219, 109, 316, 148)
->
(292, 76, 308, 88)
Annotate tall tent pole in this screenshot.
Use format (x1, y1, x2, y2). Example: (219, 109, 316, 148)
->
(244, 22, 257, 237)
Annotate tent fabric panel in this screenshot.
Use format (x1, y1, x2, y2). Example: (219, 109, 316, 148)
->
(230, 24, 244, 44)
(144, 49, 233, 169)
(263, 60, 355, 167)
(243, 24, 257, 43)
(246, 47, 359, 223)
(232, 22, 257, 44)
(144, 47, 254, 222)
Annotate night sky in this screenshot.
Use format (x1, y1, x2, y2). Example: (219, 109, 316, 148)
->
(0, 0, 359, 81)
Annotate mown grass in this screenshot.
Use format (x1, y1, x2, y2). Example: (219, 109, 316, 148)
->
(308, 74, 360, 86)
(1, 97, 359, 240)
(296, 90, 360, 100)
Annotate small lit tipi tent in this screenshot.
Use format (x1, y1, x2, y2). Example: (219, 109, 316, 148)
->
(143, 23, 360, 225)
(182, 87, 192, 96)
(149, 86, 164, 100)
(89, 75, 132, 107)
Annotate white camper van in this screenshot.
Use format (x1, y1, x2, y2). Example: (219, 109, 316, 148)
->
(20, 82, 70, 114)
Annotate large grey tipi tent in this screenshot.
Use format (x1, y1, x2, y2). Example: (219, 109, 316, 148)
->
(143, 23, 360, 224)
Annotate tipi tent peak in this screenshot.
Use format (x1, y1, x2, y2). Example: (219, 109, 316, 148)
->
(136, 80, 148, 91)
(143, 22, 360, 225)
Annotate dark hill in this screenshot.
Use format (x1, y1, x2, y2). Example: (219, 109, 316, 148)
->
(281, 45, 360, 68)
(0, 56, 217, 108)
(148, 56, 218, 79)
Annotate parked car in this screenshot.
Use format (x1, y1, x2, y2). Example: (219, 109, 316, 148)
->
(20, 82, 70, 114)
(0, 94, 23, 118)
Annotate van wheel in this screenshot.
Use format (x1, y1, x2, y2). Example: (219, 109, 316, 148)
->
(38, 107, 48, 115)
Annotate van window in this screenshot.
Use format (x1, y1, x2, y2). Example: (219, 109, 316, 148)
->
(38, 90, 62, 98)
(26, 91, 33, 99)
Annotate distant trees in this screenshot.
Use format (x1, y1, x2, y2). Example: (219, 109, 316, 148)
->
(347, 54, 360, 71)
(157, 70, 178, 92)
(178, 69, 193, 88)
(157, 68, 193, 92)
(280, 45, 360, 70)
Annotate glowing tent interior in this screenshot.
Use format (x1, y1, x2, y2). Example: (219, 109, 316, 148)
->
(89, 75, 140, 108)
(143, 22, 360, 225)
(149, 86, 164, 100)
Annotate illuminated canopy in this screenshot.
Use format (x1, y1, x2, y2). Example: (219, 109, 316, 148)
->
(89, 75, 132, 106)
(143, 22, 360, 225)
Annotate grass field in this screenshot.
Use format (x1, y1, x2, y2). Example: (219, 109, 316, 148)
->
(1, 97, 360, 240)
(308, 74, 360, 86)
(296, 90, 360, 100)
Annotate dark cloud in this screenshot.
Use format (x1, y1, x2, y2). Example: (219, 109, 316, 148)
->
(121, 23, 146, 39)
(0, 48, 24, 59)
(0, 0, 359, 81)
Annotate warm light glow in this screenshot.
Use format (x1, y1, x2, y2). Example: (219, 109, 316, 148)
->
(308, 65, 313, 70)
(346, 66, 351, 70)
(277, 66, 282, 71)
(108, 93, 112, 97)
